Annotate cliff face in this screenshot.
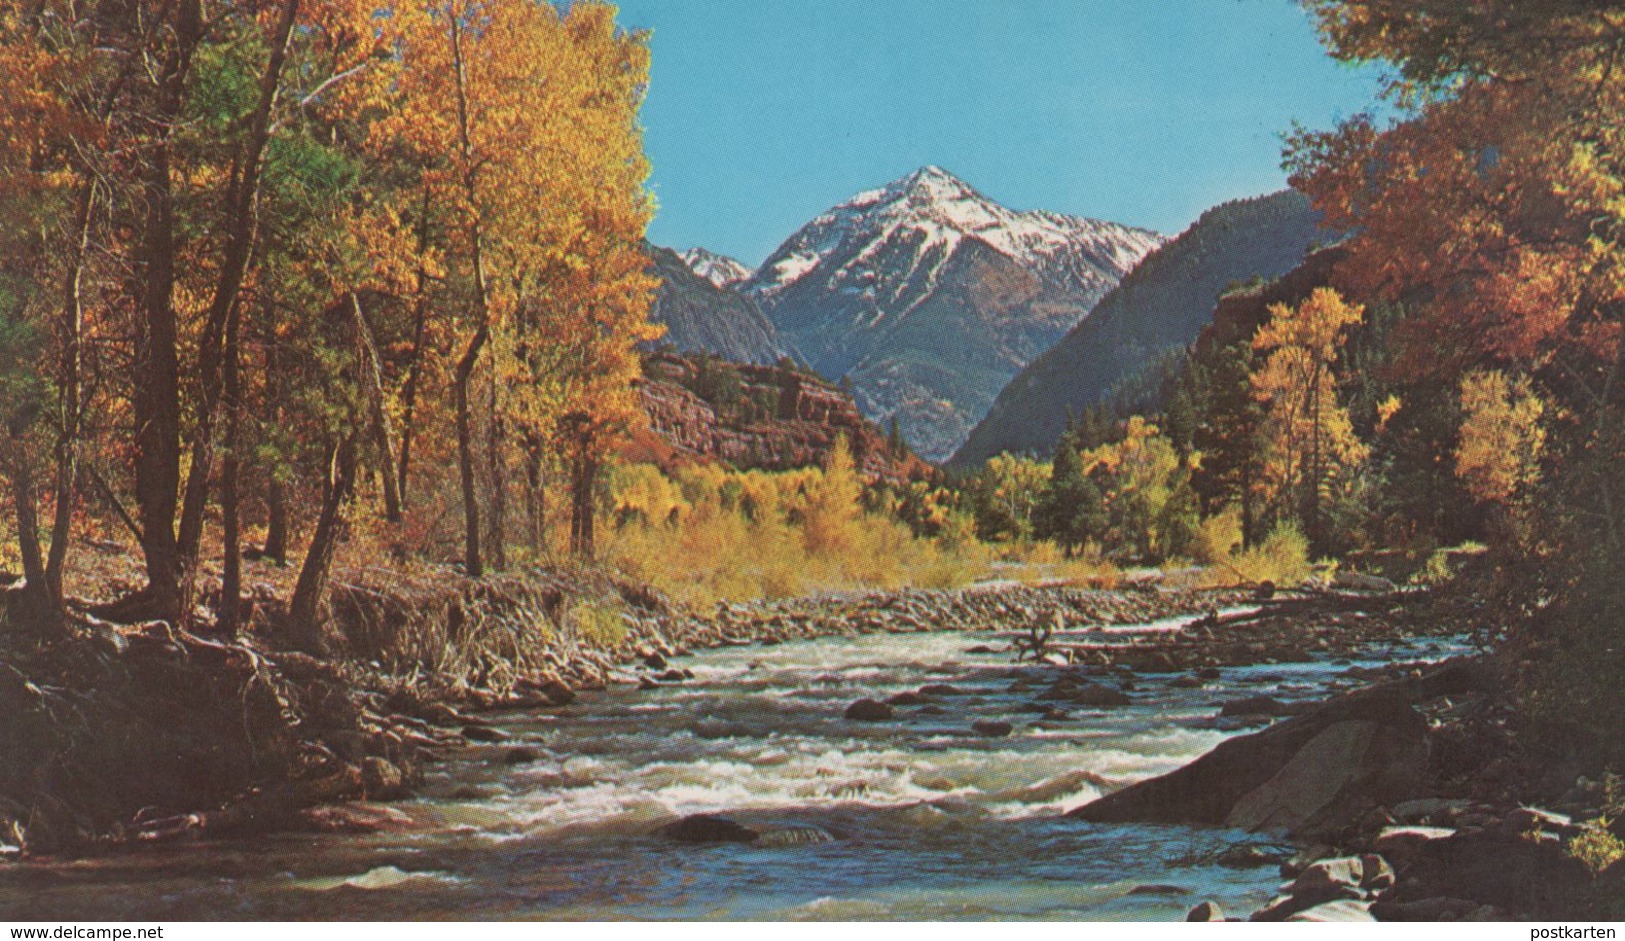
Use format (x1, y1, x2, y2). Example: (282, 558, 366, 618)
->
(633, 352, 925, 482)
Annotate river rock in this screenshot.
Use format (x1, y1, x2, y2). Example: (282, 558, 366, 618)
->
(1069, 681, 1428, 839)
(1068, 683, 1132, 707)
(1224, 717, 1426, 835)
(885, 692, 929, 707)
(1252, 855, 1393, 921)
(503, 746, 542, 765)
(1501, 807, 1578, 838)
(971, 720, 1013, 738)
(1127, 884, 1189, 896)
(1370, 896, 1482, 921)
(658, 814, 760, 843)
(1400, 823, 1592, 913)
(918, 684, 966, 697)
(1284, 899, 1376, 922)
(360, 757, 406, 800)
(1391, 797, 1472, 823)
(1218, 695, 1293, 717)
(1280, 843, 1334, 877)
(1216, 843, 1289, 869)
(461, 724, 507, 743)
(1373, 825, 1457, 866)
(844, 699, 894, 721)
(1334, 571, 1399, 593)
(519, 676, 576, 707)
(1187, 901, 1224, 921)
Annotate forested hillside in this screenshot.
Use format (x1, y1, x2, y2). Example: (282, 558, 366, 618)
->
(953, 190, 1327, 466)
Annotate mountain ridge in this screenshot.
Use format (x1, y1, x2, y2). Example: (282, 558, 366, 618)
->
(645, 243, 783, 366)
(950, 189, 1332, 467)
(742, 165, 1164, 461)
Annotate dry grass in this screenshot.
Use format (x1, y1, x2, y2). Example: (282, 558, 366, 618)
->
(1195, 521, 1313, 589)
(990, 541, 1121, 588)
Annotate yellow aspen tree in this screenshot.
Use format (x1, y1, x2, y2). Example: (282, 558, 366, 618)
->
(1250, 287, 1368, 552)
(1456, 369, 1546, 507)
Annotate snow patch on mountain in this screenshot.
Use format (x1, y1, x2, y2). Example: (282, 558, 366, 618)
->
(745, 165, 1164, 309)
(678, 247, 754, 290)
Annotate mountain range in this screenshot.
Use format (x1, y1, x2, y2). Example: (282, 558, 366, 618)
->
(950, 189, 1331, 466)
(736, 166, 1164, 461)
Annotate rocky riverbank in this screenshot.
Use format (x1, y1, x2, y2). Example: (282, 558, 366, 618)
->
(1066, 651, 1625, 921)
(0, 562, 1500, 898)
(0, 566, 1257, 856)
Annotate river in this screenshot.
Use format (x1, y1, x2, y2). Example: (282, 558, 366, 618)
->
(0, 614, 1464, 920)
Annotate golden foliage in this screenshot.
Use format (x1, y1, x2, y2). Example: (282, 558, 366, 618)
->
(1250, 288, 1368, 541)
(1455, 369, 1546, 506)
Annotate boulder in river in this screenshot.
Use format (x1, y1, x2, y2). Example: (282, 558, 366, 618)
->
(1068, 678, 1431, 839)
(1187, 901, 1225, 922)
(918, 684, 966, 697)
(658, 814, 760, 843)
(1218, 695, 1294, 717)
(1251, 854, 1394, 921)
(971, 720, 1013, 738)
(360, 757, 407, 800)
(885, 692, 929, 707)
(1067, 683, 1132, 707)
(844, 698, 894, 722)
(503, 746, 542, 766)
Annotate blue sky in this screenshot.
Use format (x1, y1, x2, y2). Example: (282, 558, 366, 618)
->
(612, 0, 1388, 266)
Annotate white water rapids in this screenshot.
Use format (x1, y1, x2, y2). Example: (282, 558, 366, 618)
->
(0, 618, 1466, 920)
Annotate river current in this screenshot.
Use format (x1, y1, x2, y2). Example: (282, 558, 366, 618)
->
(1, 614, 1464, 920)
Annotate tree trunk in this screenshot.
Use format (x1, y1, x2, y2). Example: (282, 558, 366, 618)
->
(265, 476, 289, 565)
(219, 303, 244, 634)
(4, 436, 53, 626)
(454, 326, 487, 577)
(449, 9, 491, 579)
(176, 0, 302, 566)
(486, 360, 506, 570)
(524, 440, 547, 554)
(395, 187, 434, 509)
(568, 423, 598, 558)
(130, 0, 202, 623)
(287, 434, 358, 653)
(350, 293, 402, 523)
(261, 335, 289, 565)
(45, 180, 95, 607)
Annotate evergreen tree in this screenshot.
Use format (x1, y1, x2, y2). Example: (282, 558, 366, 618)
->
(1036, 431, 1105, 556)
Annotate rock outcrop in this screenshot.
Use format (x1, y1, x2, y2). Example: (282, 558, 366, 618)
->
(1068, 674, 1438, 839)
(634, 351, 926, 482)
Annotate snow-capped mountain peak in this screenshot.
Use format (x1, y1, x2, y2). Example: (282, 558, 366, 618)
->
(746, 166, 1163, 307)
(742, 166, 1166, 463)
(678, 247, 754, 290)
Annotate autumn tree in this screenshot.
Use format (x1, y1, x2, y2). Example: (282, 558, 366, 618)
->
(1293, 0, 1625, 760)
(1250, 287, 1368, 554)
(377, 0, 655, 569)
